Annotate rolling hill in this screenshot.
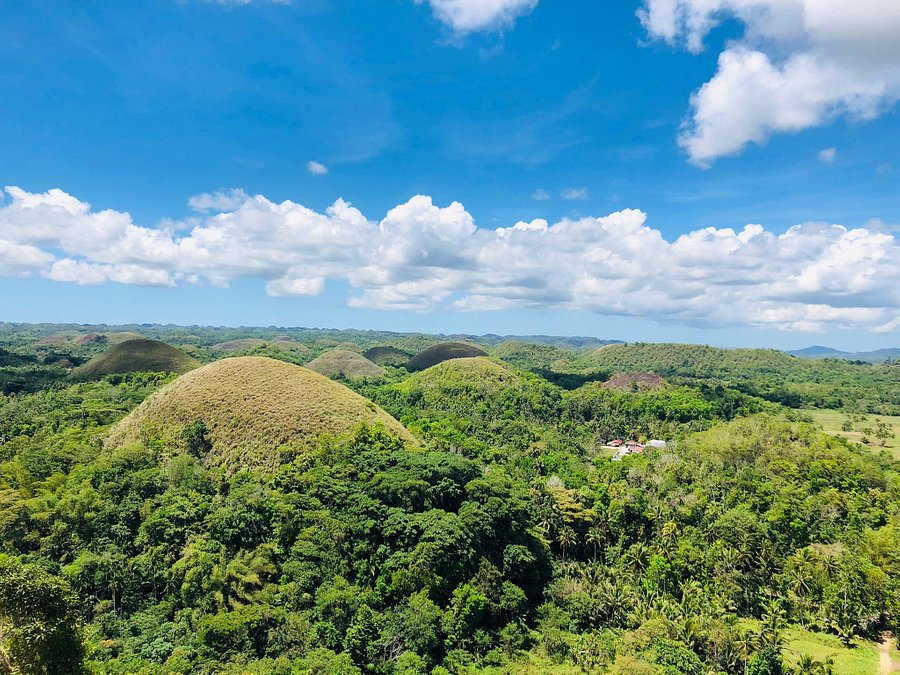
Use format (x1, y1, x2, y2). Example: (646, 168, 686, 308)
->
(306, 349, 386, 378)
(405, 341, 488, 371)
(70, 339, 200, 381)
(105, 356, 414, 471)
(400, 356, 521, 395)
(362, 346, 412, 366)
(584, 342, 900, 413)
(786, 345, 900, 363)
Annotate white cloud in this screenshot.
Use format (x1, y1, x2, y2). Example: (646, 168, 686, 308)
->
(307, 161, 329, 175)
(1, 185, 898, 332)
(188, 188, 250, 213)
(639, 0, 900, 165)
(416, 0, 538, 34)
(562, 187, 588, 200)
(818, 147, 837, 163)
(532, 188, 550, 201)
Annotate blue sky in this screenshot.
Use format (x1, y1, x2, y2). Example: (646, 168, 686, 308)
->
(1, 0, 898, 349)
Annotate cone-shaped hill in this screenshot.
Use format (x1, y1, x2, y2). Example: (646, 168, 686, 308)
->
(405, 342, 488, 371)
(70, 339, 200, 381)
(401, 357, 520, 395)
(363, 346, 412, 367)
(306, 349, 386, 379)
(105, 356, 414, 472)
(601, 372, 666, 391)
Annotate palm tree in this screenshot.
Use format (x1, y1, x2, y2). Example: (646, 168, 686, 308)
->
(623, 542, 649, 574)
(557, 527, 577, 562)
(585, 527, 605, 561)
(759, 599, 787, 652)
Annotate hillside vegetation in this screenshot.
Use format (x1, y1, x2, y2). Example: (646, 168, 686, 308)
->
(306, 349, 386, 379)
(106, 356, 412, 471)
(585, 342, 900, 413)
(490, 341, 576, 372)
(405, 341, 488, 371)
(211, 338, 268, 352)
(0, 323, 898, 674)
(70, 339, 200, 381)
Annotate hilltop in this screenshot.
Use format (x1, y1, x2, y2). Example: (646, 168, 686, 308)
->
(401, 356, 521, 395)
(70, 339, 200, 381)
(306, 349, 386, 378)
(362, 346, 411, 367)
(105, 356, 413, 471)
(601, 372, 666, 391)
(405, 341, 488, 371)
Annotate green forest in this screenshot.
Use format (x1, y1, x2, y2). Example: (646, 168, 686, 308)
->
(0, 324, 897, 674)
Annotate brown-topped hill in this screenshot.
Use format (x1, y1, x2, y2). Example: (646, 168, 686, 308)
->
(405, 342, 488, 372)
(306, 349, 386, 379)
(70, 339, 200, 381)
(601, 372, 666, 391)
(105, 356, 414, 472)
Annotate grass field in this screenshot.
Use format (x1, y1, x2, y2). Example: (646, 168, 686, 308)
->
(503, 628, 896, 674)
(802, 408, 900, 459)
(783, 627, 892, 674)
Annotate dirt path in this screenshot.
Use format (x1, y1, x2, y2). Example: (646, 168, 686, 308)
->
(881, 633, 897, 674)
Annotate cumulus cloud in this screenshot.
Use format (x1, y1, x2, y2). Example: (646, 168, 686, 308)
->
(818, 147, 837, 163)
(639, 0, 900, 165)
(307, 161, 329, 175)
(532, 188, 550, 201)
(416, 0, 538, 34)
(1, 185, 898, 332)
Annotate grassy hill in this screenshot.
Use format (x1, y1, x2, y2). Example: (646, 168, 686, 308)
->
(601, 372, 665, 391)
(584, 342, 900, 414)
(306, 349, 386, 378)
(105, 356, 413, 471)
(400, 356, 521, 395)
(70, 339, 200, 381)
(405, 341, 488, 371)
(362, 346, 411, 366)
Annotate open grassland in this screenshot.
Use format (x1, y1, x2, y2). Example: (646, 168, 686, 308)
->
(803, 408, 900, 459)
(783, 627, 887, 675)
(70, 339, 200, 381)
(106, 356, 413, 472)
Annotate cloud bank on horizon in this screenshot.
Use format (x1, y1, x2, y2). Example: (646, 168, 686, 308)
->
(1, 186, 897, 333)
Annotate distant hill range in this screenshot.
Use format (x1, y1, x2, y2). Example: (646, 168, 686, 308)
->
(786, 345, 900, 363)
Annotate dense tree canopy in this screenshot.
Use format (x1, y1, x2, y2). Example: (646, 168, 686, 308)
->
(0, 326, 897, 673)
